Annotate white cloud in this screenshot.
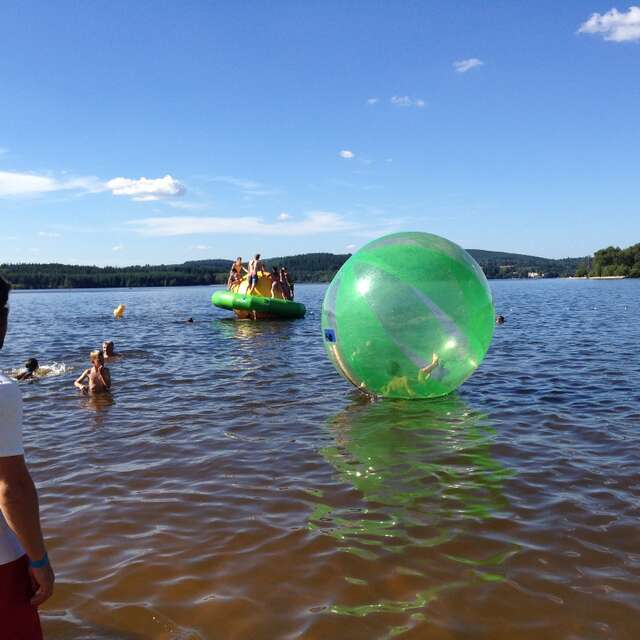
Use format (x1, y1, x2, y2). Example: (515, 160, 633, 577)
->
(578, 6, 640, 42)
(453, 58, 484, 73)
(128, 211, 358, 237)
(277, 212, 291, 221)
(210, 175, 279, 197)
(346, 244, 356, 251)
(191, 244, 210, 251)
(112, 244, 125, 252)
(107, 174, 185, 201)
(339, 149, 355, 159)
(367, 97, 379, 105)
(0, 171, 62, 196)
(390, 96, 425, 108)
(0, 170, 103, 197)
(38, 231, 62, 238)
(166, 201, 206, 210)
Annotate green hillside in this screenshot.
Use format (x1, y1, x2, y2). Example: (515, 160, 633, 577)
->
(0, 249, 590, 290)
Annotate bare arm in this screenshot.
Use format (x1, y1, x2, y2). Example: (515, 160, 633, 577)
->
(0, 455, 54, 606)
(74, 369, 89, 390)
(420, 353, 440, 375)
(99, 366, 111, 391)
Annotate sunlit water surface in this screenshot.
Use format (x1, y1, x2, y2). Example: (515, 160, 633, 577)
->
(2, 281, 639, 640)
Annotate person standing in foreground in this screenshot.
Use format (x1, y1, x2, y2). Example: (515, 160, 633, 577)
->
(0, 275, 54, 639)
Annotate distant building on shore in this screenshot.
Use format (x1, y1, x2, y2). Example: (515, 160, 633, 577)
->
(527, 271, 543, 279)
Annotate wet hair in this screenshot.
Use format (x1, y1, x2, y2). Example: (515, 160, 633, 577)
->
(90, 349, 104, 364)
(496, 315, 505, 324)
(255, 253, 260, 259)
(102, 340, 114, 355)
(0, 275, 10, 308)
(25, 358, 39, 372)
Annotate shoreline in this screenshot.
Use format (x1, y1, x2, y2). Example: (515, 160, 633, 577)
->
(7, 275, 634, 292)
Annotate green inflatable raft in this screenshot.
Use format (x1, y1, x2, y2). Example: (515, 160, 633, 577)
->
(212, 290, 306, 320)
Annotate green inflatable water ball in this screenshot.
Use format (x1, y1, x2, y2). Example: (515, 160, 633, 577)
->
(321, 232, 495, 399)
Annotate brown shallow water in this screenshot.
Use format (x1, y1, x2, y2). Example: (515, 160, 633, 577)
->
(2, 281, 640, 639)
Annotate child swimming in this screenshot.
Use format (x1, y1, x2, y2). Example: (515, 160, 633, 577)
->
(74, 350, 111, 394)
(15, 358, 39, 381)
(102, 340, 118, 360)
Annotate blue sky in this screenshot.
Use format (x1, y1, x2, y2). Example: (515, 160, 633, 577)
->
(1, 1, 639, 266)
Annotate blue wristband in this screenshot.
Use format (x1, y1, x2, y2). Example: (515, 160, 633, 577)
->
(29, 552, 49, 569)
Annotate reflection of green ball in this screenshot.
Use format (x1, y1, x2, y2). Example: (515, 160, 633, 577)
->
(321, 232, 494, 399)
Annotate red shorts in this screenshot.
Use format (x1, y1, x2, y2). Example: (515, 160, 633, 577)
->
(0, 555, 43, 640)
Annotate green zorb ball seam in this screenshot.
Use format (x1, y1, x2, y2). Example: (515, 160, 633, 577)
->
(321, 232, 495, 399)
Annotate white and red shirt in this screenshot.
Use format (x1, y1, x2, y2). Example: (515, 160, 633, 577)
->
(0, 373, 25, 565)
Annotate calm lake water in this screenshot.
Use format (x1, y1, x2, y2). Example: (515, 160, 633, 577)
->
(2, 280, 640, 640)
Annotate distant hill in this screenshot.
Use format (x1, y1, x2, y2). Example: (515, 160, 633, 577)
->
(466, 250, 586, 279)
(0, 249, 588, 290)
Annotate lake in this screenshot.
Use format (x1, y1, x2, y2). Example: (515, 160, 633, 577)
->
(2, 280, 639, 639)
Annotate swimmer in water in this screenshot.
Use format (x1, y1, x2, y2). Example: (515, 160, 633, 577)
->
(496, 315, 505, 325)
(102, 340, 118, 360)
(16, 357, 39, 381)
(74, 350, 111, 394)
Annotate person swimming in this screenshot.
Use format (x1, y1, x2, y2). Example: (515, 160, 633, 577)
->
(496, 315, 505, 325)
(16, 358, 39, 381)
(102, 340, 118, 360)
(74, 350, 111, 394)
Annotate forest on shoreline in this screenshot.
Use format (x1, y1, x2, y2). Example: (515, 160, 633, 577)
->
(1, 245, 637, 289)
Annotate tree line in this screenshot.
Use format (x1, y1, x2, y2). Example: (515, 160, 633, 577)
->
(574, 243, 640, 278)
(2, 245, 637, 289)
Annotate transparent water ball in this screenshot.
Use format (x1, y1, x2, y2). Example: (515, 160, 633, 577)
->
(321, 232, 495, 399)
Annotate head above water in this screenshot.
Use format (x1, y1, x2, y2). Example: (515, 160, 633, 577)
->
(25, 358, 39, 372)
(0, 275, 11, 351)
(235, 257, 242, 264)
(496, 315, 505, 325)
(255, 253, 260, 260)
(91, 350, 104, 366)
(102, 340, 115, 356)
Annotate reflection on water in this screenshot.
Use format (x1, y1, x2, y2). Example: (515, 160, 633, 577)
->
(313, 396, 515, 621)
(79, 392, 115, 415)
(211, 318, 294, 342)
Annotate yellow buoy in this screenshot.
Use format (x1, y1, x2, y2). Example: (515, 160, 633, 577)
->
(113, 303, 125, 319)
